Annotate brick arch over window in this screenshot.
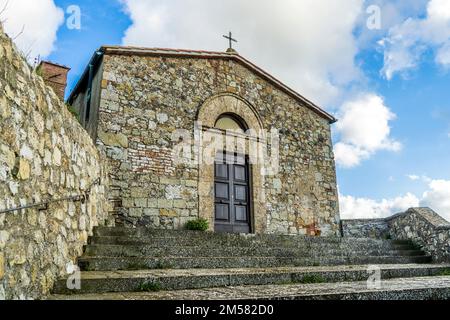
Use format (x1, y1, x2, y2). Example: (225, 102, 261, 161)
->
(197, 93, 267, 234)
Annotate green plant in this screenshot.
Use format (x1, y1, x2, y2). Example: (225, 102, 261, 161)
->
(66, 104, 80, 120)
(186, 218, 209, 231)
(138, 281, 162, 292)
(35, 65, 43, 77)
(437, 269, 450, 276)
(298, 274, 326, 284)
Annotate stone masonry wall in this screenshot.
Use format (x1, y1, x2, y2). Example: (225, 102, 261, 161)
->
(387, 208, 450, 263)
(341, 219, 390, 239)
(97, 53, 340, 236)
(342, 208, 450, 262)
(0, 26, 112, 299)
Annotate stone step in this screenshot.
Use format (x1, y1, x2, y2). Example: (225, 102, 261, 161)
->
(52, 264, 450, 295)
(78, 255, 432, 271)
(93, 227, 411, 246)
(83, 244, 425, 258)
(50, 275, 450, 300)
(88, 236, 415, 251)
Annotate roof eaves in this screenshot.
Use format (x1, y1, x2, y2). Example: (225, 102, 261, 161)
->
(67, 49, 105, 104)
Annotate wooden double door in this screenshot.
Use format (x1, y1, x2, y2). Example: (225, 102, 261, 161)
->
(214, 152, 252, 234)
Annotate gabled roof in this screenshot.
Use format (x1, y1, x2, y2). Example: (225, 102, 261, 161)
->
(69, 46, 337, 123)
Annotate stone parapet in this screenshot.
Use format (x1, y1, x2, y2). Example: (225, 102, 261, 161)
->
(342, 208, 450, 263)
(341, 218, 390, 239)
(387, 208, 450, 263)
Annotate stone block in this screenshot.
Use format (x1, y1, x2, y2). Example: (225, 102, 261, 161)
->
(7, 239, 27, 266)
(19, 144, 33, 160)
(144, 208, 159, 217)
(158, 199, 173, 209)
(53, 208, 65, 221)
(160, 177, 178, 185)
(134, 198, 148, 208)
(160, 209, 177, 218)
(148, 199, 158, 208)
(0, 231, 9, 249)
(185, 180, 198, 187)
(148, 120, 157, 130)
(157, 113, 168, 124)
(0, 95, 11, 119)
(53, 147, 62, 166)
(165, 185, 182, 199)
(17, 159, 30, 180)
(0, 145, 15, 169)
(129, 208, 143, 217)
(130, 187, 147, 198)
(174, 200, 187, 209)
(98, 131, 129, 148)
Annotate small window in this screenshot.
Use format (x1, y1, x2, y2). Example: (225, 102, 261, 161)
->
(215, 114, 247, 132)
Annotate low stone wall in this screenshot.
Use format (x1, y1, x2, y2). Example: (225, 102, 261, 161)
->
(342, 208, 450, 263)
(341, 219, 389, 239)
(0, 25, 112, 299)
(387, 208, 450, 263)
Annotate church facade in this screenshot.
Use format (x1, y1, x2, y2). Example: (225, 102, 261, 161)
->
(68, 46, 341, 236)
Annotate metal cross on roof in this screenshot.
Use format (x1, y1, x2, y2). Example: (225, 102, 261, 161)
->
(223, 31, 237, 50)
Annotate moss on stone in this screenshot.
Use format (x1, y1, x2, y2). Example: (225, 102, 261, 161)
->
(138, 281, 162, 292)
(298, 274, 326, 284)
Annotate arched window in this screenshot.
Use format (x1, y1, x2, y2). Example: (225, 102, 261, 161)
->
(215, 114, 248, 132)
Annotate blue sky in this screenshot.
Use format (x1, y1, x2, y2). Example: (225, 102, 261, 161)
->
(49, 0, 131, 95)
(342, 48, 450, 199)
(2, 0, 450, 219)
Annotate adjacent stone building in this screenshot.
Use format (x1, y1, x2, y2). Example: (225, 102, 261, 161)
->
(68, 46, 340, 236)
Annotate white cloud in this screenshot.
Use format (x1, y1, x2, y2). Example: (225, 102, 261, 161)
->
(407, 174, 420, 181)
(339, 192, 420, 219)
(356, 0, 428, 48)
(340, 177, 450, 221)
(120, 0, 364, 106)
(334, 93, 401, 167)
(120, 1, 405, 167)
(421, 179, 450, 220)
(380, 0, 450, 79)
(436, 42, 450, 67)
(0, 0, 64, 60)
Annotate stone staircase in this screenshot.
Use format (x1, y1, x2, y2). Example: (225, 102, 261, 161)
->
(50, 227, 450, 300)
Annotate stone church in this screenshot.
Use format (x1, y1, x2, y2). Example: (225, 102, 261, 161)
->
(67, 45, 340, 236)
(2, 24, 449, 301)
